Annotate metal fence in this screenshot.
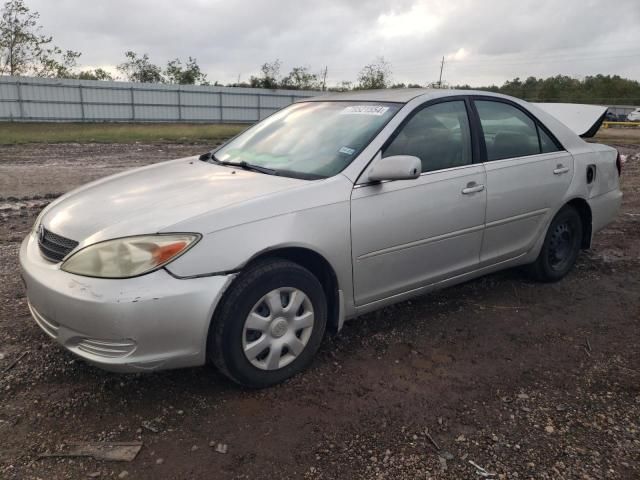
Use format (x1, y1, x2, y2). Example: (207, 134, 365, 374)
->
(2, 76, 636, 124)
(0, 76, 321, 123)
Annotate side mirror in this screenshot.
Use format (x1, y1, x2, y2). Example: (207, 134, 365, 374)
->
(368, 153, 421, 182)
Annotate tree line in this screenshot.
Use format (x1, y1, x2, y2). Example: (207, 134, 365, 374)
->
(1, 0, 639, 104)
(456, 75, 640, 105)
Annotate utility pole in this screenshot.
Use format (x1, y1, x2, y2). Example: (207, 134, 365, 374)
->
(321, 66, 328, 91)
(438, 56, 445, 88)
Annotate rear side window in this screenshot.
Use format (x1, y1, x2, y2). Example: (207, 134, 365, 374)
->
(539, 127, 560, 153)
(475, 100, 561, 160)
(383, 100, 472, 173)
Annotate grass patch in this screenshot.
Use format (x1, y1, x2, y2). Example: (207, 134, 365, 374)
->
(0, 122, 248, 145)
(6, 121, 636, 147)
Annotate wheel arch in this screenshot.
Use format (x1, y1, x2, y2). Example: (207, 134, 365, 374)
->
(214, 245, 342, 337)
(566, 197, 593, 249)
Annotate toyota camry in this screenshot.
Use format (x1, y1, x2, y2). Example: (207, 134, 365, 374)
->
(20, 89, 622, 387)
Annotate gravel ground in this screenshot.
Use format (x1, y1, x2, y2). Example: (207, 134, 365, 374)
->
(0, 143, 639, 479)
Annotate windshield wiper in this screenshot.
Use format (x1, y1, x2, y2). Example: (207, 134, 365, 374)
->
(219, 160, 278, 176)
(199, 152, 277, 175)
(224, 161, 276, 175)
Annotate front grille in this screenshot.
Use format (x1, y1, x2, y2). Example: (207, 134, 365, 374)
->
(38, 227, 79, 262)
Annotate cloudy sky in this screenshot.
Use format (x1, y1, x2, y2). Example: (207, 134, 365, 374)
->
(28, 0, 640, 87)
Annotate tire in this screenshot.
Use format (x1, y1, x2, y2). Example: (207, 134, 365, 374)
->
(209, 259, 327, 388)
(527, 205, 583, 282)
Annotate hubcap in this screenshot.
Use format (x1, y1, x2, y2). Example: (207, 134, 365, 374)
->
(242, 287, 315, 371)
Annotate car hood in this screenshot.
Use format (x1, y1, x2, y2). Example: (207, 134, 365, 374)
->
(41, 156, 307, 245)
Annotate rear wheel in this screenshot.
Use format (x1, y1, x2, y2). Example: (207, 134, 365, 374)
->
(209, 259, 327, 388)
(527, 205, 583, 282)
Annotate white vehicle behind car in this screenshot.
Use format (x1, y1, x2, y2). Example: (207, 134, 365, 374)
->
(627, 108, 640, 121)
(20, 89, 622, 388)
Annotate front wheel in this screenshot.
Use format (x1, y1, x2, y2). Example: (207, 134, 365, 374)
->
(209, 259, 327, 388)
(527, 205, 583, 282)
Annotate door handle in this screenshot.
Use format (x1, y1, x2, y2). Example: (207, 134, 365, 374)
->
(553, 165, 569, 175)
(462, 182, 485, 194)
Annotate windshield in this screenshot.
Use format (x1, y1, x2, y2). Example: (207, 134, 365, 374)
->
(215, 101, 401, 178)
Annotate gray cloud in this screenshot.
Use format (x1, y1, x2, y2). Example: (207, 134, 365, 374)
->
(28, 0, 640, 86)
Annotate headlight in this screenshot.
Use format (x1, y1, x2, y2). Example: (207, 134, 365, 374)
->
(61, 234, 200, 278)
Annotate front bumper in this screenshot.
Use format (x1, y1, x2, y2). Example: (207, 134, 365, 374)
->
(19, 233, 234, 372)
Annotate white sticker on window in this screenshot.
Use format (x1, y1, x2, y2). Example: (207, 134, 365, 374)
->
(339, 146, 356, 155)
(340, 105, 389, 116)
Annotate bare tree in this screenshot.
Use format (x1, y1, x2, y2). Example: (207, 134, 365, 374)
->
(280, 66, 320, 90)
(117, 51, 163, 83)
(0, 0, 80, 77)
(357, 57, 392, 90)
(165, 57, 208, 85)
(250, 60, 281, 89)
(329, 80, 353, 92)
(76, 68, 114, 81)
(36, 47, 80, 78)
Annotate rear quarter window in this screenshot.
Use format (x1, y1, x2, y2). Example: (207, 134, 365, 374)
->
(539, 127, 561, 153)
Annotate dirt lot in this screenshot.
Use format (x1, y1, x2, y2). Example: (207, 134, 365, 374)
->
(595, 128, 640, 146)
(1, 142, 639, 479)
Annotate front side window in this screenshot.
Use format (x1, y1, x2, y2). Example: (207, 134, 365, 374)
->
(215, 101, 401, 179)
(475, 100, 560, 160)
(383, 100, 472, 173)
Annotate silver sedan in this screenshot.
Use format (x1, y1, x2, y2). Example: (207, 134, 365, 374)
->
(20, 89, 622, 387)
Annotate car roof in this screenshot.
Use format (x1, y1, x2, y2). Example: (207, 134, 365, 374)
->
(300, 88, 589, 150)
(302, 88, 508, 104)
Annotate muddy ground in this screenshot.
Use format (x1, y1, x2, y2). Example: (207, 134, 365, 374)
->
(0, 143, 639, 479)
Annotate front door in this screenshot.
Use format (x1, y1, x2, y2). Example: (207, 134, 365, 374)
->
(351, 99, 487, 307)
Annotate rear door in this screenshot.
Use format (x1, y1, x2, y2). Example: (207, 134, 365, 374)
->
(351, 99, 487, 306)
(472, 98, 574, 265)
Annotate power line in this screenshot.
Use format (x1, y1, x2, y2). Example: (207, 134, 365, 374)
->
(385, 46, 639, 73)
(388, 52, 640, 80)
(393, 49, 640, 72)
(449, 52, 640, 69)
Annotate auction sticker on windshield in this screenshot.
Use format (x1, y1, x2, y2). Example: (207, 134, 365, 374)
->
(340, 105, 390, 116)
(338, 146, 356, 155)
